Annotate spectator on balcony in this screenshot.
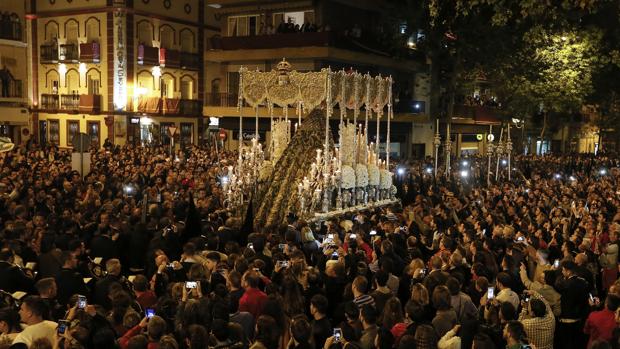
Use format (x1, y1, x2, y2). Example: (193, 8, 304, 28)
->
(0, 66, 11, 97)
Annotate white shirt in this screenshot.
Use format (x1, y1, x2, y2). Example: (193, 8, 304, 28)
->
(12, 320, 57, 347)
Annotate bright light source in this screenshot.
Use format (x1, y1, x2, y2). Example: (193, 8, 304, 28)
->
(58, 63, 67, 75)
(462, 160, 469, 167)
(79, 63, 87, 74)
(221, 176, 229, 184)
(208, 3, 222, 8)
(554, 174, 561, 179)
(151, 66, 162, 78)
(600, 169, 607, 175)
(414, 103, 420, 109)
(569, 176, 576, 181)
(406, 35, 416, 49)
(460, 170, 469, 178)
(561, 36, 568, 41)
(397, 168, 406, 175)
(134, 87, 148, 97)
(425, 167, 433, 174)
(525, 189, 530, 193)
(501, 159, 507, 166)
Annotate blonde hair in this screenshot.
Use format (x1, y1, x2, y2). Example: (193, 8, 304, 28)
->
(411, 283, 430, 305)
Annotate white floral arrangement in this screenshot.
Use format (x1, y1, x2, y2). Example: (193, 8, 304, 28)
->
(355, 164, 368, 187)
(368, 164, 380, 186)
(341, 165, 356, 189)
(380, 169, 393, 189)
(339, 122, 356, 166)
(271, 120, 289, 163)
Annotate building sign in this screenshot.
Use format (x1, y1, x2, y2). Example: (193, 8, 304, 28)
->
(232, 130, 266, 141)
(113, 8, 127, 110)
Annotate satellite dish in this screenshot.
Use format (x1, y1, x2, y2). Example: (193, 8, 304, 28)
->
(72, 133, 91, 153)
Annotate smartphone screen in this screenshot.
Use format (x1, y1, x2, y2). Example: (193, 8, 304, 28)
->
(77, 295, 87, 309)
(589, 293, 594, 302)
(333, 328, 342, 342)
(370, 230, 377, 236)
(185, 281, 197, 289)
(247, 243, 254, 251)
(146, 308, 155, 318)
(553, 259, 560, 268)
(57, 320, 68, 334)
(487, 287, 495, 300)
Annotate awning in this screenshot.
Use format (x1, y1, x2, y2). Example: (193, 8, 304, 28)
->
(0, 106, 29, 125)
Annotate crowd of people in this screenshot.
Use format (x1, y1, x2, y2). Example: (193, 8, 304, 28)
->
(0, 143, 619, 349)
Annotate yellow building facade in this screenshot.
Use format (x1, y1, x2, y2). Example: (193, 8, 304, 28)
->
(26, 0, 205, 149)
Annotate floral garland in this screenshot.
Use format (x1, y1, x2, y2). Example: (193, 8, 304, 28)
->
(339, 122, 356, 166)
(380, 169, 393, 189)
(271, 120, 289, 163)
(341, 165, 356, 189)
(368, 164, 380, 186)
(259, 161, 273, 181)
(355, 164, 369, 187)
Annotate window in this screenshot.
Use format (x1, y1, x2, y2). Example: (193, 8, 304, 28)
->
(87, 76, 100, 95)
(160, 122, 174, 145)
(49, 119, 60, 145)
(87, 121, 100, 147)
(227, 72, 239, 95)
(180, 122, 193, 147)
(67, 120, 79, 146)
(227, 15, 259, 37)
(180, 79, 192, 99)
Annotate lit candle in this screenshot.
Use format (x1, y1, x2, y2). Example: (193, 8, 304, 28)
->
(295, 122, 298, 133)
(298, 183, 303, 195)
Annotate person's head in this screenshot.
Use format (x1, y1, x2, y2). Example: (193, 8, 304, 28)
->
(374, 269, 389, 288)
(499, 302, 517, 322)
(343, 301, 360, 322)
(432, 285, 451, 311)
(446, 277, 461, 296)
(414, 324, 438, 348)
(0, 307, 20, 334)
(472, 332, 496, 349)
(61, 250, 78, 269)
(495, 272, 512, 290)
(127, 334, 148, 349)
(382, 297, 404, 329)
(158, 335, 178, 349)
(359, 304, 377, 327)
(35, 278, 57, 299)
(255, 315, 280, 348)
(19, 296, 49, 325)
(185, 324, 208, 349)
(242, 271, 260, 289)
(146, 315, 167, 341)
(529, 298, 546, 318)
(606, 294, 620, 312)
(205, 252, 220, 271)
(211, 319, 229, 342)
(132, 274, 149, 293)
(503, 320, 528, 345)
(352, 275, 368, 296)
(561, 260, 577, 278)
(411, 283, 429, 305)
(310, 294, 328, 318)
(290, 315, 312, 344)
(106, 258, 121, 276)
(430, 255, 442, 270)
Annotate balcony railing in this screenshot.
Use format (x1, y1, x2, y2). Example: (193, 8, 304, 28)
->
(40, 44, 59, 63)
(41, 94, 59, 110)
(179, 99, 202, 116)
(206, 92, 239, 107)
(454, 104, 501, 123)
(210, 32, 331, 50)
(59, 44, 79, 62)
(0, 77, 22, 99)
(60, 94, 80, 111)
(136, 97, 202, 116)
(180, 53, 200, 70)
(159, 48, 180, 68)
(138, 44, 160, 66)
(79, 42, 100, 63)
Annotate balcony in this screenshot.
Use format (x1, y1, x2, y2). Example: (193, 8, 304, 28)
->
(179, 99, 202, 116)
(0, 20, 21, 42)
(136, 97, 202, 116)
(0, 74, 22, 99)
(210, 32, 331, 50)
(41, 94, 59, 110)
(59, 44, 79, 63)
(138, 44, 160, 66)
(79, 42, 100, 63)
(60, 94, 80, 111)
(159, 48, 180, 68)
(206, 93, 239, 107)
(40, 44, 58, 64)
(180, 52, 200, 71)
(454, 104, 502, 124)
(79, 94, 102, 113)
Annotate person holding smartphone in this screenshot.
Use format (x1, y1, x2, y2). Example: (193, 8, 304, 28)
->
(12, 296, 58, 347)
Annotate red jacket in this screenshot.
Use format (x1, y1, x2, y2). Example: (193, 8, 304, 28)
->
(584, 308, 616, 348)
(119, 324, 159, 349)
(238, 287, 268, 319)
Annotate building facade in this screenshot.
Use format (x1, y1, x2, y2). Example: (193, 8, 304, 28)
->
(27, 0, 205, 149)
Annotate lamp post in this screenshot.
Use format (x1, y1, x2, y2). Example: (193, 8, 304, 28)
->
(444, 122, 451, 177)
(506, 124, 512, 181)
(433, 118, 441, 178)
(487, 129, 494, 187)
(495, 127, 504, 182)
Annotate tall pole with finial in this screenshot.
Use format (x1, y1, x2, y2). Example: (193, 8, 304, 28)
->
(434, 118, 441, 177)
(445, 122, 451, 177)
(507, 123, 512, 181)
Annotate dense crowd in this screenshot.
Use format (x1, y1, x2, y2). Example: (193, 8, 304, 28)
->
(0, 144, 619, 349)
